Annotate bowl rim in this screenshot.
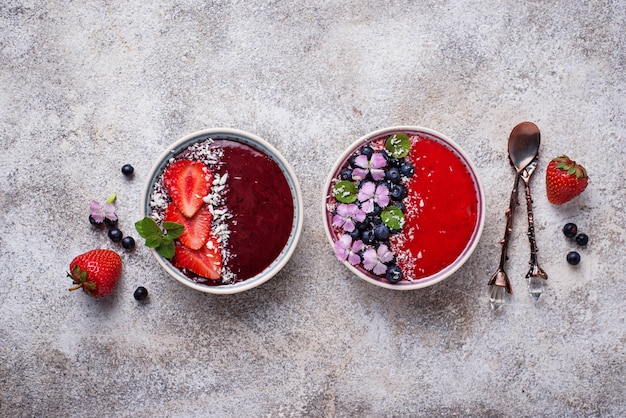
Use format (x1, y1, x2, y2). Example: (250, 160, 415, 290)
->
(141, 127, 304, 294)
(321, 125, 485, 290)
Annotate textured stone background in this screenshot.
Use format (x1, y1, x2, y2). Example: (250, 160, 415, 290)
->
(1, 1, 625, 417)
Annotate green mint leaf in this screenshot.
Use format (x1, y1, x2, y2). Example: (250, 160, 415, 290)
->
(157, 238, 176, 259)
(333, 180, 358, 203)
(145, 236, 162, 248)
(163, 221, 184, 239)
(385, 133, 411, 158)
(135, 217, 161, 238)
(381, 205, 405, 230)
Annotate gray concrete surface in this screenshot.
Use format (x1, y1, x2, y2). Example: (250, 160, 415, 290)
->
(1, 1, 625, 417)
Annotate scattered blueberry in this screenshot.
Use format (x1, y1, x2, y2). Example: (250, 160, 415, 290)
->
(386, 265, 403, 283)
(373, 223, 390, 241)
(104, 217, 118, 228)
(575, 233, 589, 246)
(121, 236, 136, 250)
(133, 286, 148, 301)
(563, 223, 578, 238)
(108, 227, 123, 242)
(399, 162, 415, 177)
(89, 215, 102, 227)
(360, 146, 374, 158)
(339, 168, 353, 181)
(388, 157, 403, 168)
(566, 251, 581, 265)
(385, 167, 401, 183)
(121, 164, 134, 176)
(390, 184, 407, 200)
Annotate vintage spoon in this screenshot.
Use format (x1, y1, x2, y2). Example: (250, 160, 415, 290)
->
(521, 156, 548, 300)
(488, 122, 541, 310)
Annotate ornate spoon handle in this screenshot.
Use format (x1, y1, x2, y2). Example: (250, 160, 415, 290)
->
(488, 172, 521, 309)
(521, 159, 548, 300)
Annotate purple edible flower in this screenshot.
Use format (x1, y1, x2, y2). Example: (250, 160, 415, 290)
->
(89, 199, 117, 223)
(332, 203, 366, 232)
(352, 152, 387, 181)
(362, 244, 395, 275)
(357, 181, 390, 213)
(333, 234, 365, 265)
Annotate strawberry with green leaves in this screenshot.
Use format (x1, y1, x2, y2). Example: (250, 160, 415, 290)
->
(68, 249, 122, 298)
(545, 155, 589, 204)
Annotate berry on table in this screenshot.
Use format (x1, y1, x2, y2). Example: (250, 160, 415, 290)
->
(121, 236, 135, 250)
(89, 215, 103, 227)
(104, 217, 118, 228)
(566, 251, 581, 265)
(562, 223, 578, 238)
(108, 227, 123, 242)
(68, 249, 122, 298)
(575, 233, 589, 246)
(133, 286, 149, 301)
(121, 164, 134, 176)
(545, 155, 589, 205)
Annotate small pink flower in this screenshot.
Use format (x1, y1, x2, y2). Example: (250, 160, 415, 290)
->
(89, 199, 117, 223)
(332, 203, 366, 232)
(363, 244, 394, 275)
(333, 234, 364, 265)
(357, 181, 390, 213)
(352, 152, 387, 181)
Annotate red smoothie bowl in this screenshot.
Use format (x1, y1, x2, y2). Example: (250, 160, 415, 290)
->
(141, 128, 303, 294)
(323, 126, 485, 290)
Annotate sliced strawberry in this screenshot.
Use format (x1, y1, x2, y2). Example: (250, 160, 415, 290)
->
(164, 202, 213, 250)
(173, 236, 222, 280)
(163, 160, 212, 218)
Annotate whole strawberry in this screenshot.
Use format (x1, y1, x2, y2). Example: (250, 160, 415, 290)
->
(546, 155, 589, 204)
(68, 249, 122, 298)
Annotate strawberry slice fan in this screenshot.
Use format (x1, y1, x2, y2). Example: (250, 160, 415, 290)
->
(488, 122, 547, 310)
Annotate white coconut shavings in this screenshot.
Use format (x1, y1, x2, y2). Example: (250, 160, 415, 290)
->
(148, 138, 237, 284)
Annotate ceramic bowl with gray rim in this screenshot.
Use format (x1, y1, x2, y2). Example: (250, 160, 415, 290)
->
(141, 128, 303, 294)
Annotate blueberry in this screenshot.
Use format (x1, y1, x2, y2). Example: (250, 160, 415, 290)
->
(386, 265, 403, 283)
(388, 157, 403, 168)
(356, 221, 368, 231)
(108, 227, 123, 242)
(121, 236, 135, 250)
(370, 203, 381, 216)
(373, 224, 390, 241)
(121, 164, 134, 176)
(392, 201, 406, 212)
(385, 167, 401, 183)
(339, 168, 353, 180)
(361, 229, 376, 244)
(575, 233, 589, 246)
(390, 184, 407, 200)
(133, 286, 149, 301)
(566, 251, 581, 265)
(366, 214, 382, 226)
(348, 228, 361, 241)
(399, 162, 415, 177)
(104, 217, 118, 228)
(89, 215, 103, 227)
(563, 223, 578, 238)
(349, 154, 359, 168)
(360, 146, 374, 158)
